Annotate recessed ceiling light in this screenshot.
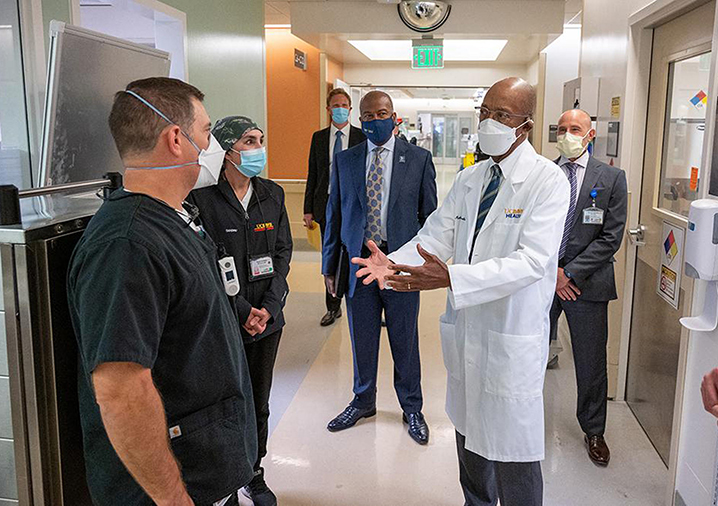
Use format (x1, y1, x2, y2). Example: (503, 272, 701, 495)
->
(265, 24, 291, 29)
(348, 39, 507, 62)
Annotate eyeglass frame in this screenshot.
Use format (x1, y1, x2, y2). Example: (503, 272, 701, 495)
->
(476, 106, 532, 126)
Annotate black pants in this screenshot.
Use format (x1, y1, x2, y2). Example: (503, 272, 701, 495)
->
(456, 432, 543, 506)
(319, 220, 342, 312)
(243, 329, 282, 470)
(549, 295, 609, 436)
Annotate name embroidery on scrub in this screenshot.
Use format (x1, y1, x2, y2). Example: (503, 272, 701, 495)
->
(225, 228, 238, 233)
(254, 222, 274, 232)
(504, 208, 524, 219)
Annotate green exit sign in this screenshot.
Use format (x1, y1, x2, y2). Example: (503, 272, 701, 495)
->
(413, 43, 444, 69)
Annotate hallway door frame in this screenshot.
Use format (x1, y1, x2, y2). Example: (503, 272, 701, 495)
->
(620, 0, 718, 503)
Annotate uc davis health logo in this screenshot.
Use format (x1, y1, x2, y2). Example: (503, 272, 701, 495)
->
(505, 208, 524, 219)
(254, 222, 274, 232)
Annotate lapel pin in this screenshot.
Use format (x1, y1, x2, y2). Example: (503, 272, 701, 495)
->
(399, 155, 406, 163)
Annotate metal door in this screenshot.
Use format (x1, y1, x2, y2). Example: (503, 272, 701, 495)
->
(626, 1, 714, 465)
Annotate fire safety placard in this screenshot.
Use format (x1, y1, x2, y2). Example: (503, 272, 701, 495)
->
(656, 221, 685, 309)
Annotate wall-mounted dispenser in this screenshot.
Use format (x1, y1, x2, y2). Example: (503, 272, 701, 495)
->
(680, 199, 718, 331)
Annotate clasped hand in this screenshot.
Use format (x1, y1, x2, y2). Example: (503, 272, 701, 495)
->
(243, 307, 271, 336)
(352, 241, 451, 291)
(556, 267, 581, 301)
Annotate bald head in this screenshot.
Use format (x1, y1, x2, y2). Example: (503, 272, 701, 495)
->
(557, 108, 594, 138)
(484, 77, 536, 118)
(360, 91, 394, 116)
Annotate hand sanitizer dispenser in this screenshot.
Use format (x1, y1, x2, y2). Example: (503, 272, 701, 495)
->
(680, 199, 718, 332)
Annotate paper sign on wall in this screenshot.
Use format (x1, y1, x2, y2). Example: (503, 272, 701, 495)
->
(611, 96, 621, 118)
(691, 167, 699, 192)
(657, 221, 685, 309)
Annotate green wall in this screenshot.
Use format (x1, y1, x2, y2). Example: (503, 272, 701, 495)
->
(39, 0, 266, 127)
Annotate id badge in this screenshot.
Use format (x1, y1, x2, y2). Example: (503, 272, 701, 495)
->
(249, 254, 274, 281)
(583, 207, 604, 225)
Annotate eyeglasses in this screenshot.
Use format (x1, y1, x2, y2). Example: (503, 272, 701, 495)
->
(476, 106, 530, 125)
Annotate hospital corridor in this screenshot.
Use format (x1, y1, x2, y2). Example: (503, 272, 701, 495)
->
(1, 0, 718, 505)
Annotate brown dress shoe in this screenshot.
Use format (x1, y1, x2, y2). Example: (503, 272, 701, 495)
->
(585, 435, 610, 466)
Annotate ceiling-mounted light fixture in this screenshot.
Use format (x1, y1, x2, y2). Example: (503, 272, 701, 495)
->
(398, 1, 451, 33)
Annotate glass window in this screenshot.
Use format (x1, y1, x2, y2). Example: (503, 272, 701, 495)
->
(432, 116, 444, 159)
(0, 0, 33, 189)
(659, 52, 711, 217)
(445, 115, 458, 159)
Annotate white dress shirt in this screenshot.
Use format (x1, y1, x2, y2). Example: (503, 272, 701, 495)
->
(329, 122, 351, 167)
(558, 149, 589, 208)
(365, 135, 396, 242)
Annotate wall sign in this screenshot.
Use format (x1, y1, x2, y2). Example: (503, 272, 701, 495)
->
(294, 48, 307, 70)
(656, 221, 685, 309)
(611, 96, 621, 118)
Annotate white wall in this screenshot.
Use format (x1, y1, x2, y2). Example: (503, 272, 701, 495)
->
(343, 62, 529, 88)
(539, 26, 581, 159)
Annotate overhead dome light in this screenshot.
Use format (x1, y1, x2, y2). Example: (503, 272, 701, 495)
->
(398, 1, 452, 33)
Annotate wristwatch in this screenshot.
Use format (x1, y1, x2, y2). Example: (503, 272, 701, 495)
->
(564, 269, 573, 279)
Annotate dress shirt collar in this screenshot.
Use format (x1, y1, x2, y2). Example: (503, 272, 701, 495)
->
(330, 122, 351, 138)
(558, 149, 590, 169)
(367, 134, 396, 155)
(490, 138, 531, 180)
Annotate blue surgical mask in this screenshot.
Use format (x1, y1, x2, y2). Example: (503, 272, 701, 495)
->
(229, 147, 266, 178)
(331, 107, 350, 124)
(361, 117, 395, 146)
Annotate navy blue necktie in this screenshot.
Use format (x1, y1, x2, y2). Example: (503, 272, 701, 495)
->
(333, 130, 343, 165)
(559, 163, 579, 259)
(469, 164, 503, 259)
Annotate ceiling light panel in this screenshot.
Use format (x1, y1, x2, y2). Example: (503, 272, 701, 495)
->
(348, 39, 508, 62)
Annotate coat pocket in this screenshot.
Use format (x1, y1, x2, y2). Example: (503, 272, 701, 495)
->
(485, 330, 543, 399)
(169, 397, 253, 504)
(439, 314, 461, 380)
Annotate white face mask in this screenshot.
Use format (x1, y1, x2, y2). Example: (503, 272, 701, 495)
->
(192, 134, 225, 190)
(556, 131, 590, 159)
(477, 118, 530, 157)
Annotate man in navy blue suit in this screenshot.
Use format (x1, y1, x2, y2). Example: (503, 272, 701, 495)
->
(322, 91, 438, 445)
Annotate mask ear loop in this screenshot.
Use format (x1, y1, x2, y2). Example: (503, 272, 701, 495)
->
(124, 90, 201, 153)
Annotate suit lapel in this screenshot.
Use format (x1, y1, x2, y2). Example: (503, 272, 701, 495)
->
(321, 128, 331, 172)
(388, 140, 408, 215)
(351, 143, 368, 213)
(349, 126, 364, 147)
(571, 157, 601, 229)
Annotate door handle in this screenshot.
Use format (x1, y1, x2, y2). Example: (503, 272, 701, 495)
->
(627, 224, 647, 246)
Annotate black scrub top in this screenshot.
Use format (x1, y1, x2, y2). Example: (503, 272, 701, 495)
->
(67, 189, 257, 506)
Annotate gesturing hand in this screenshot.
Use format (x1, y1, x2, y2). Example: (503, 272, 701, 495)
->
(385, 244, 451, 292)
(351, 240, 394, 290)
(701, 368, 718, 424)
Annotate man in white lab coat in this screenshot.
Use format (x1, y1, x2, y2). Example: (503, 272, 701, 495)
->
(353, 78, 570, 506)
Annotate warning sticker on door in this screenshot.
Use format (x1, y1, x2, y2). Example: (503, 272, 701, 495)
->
(656, 221, 685, 309)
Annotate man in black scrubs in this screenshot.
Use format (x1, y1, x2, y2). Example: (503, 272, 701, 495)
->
(67, 77, 257, 506)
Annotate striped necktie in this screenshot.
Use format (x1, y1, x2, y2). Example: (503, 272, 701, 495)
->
(469, 164, 503, 259)
(365, 147, 385, 243)
(559, 162, 579, 259)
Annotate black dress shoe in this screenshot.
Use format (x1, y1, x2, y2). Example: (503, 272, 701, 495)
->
(320, 308, 342, 327)
(585, 434, 610, 466)
(403, 412, 429, 445)
(327, 405, 376, 432)
(241, 468, 277, 506)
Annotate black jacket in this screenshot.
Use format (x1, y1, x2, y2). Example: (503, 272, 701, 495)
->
(189, 177, 293, 341)
(304, 125, 365, 225)
(556, 155, 628, 301)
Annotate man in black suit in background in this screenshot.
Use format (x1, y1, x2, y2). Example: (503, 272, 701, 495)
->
(549, 108, 628, 467)
(304, 88, 366, 327)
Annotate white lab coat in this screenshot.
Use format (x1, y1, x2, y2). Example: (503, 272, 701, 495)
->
(389, 140, 569, 462)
